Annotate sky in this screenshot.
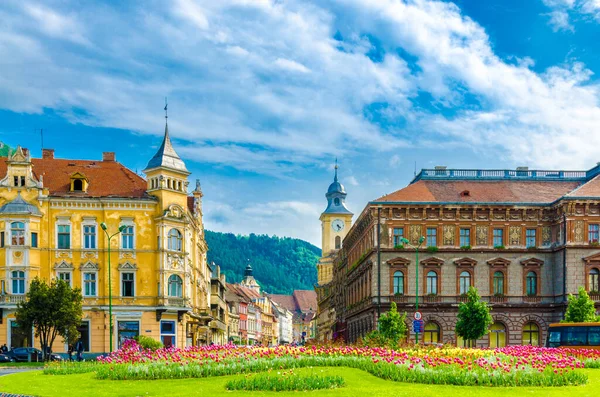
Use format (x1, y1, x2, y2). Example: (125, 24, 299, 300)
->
(1, 0, 600, 247)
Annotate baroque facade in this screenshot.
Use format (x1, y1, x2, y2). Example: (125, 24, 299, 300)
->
(329, 166, 600, 347)
(0, 119, 212, 353)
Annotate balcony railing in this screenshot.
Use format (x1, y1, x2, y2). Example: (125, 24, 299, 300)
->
(159, 297, 189, 307)
(0, 295, 25, 304)
(414, 168, 587, 182)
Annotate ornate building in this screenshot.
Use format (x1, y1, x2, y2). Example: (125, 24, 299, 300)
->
(0, 117, 212, 353)
(336, 165, 600, 347)
(315, 163, 353, 341)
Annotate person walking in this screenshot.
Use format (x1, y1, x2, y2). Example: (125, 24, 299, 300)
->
(75, 339, 84, 362)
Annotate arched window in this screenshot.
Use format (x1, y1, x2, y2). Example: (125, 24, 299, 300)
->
(526, 271, 537, 296)
(335, 236, 341, 249)
(168, 229, 182, 251)
(12, 271, 25, 294)
(168, 275, 183, 298)
(10, 222, 25, 246)
(426, 271, 438, 295)
(589, 268, 600, 292)
(393, 271, 404, 295)
(493, 271, 505, 295)
(489, 322, 506, 348)
(423, 322, 440, 344)
(334, 198, 340, 206)
(459, 271, 471, 295)
(522, 322, 539, 346)
(73, 179, 83, 191)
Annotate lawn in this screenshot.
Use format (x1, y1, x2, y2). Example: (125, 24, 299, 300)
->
(1, 367, 600, 397)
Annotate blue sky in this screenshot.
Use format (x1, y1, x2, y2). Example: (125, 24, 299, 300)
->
(1, 0, 600, 247)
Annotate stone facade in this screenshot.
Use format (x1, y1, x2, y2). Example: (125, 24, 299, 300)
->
(331, 166, 600, 346)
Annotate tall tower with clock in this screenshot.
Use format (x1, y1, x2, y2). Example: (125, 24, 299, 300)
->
(317, 161, 353, 285)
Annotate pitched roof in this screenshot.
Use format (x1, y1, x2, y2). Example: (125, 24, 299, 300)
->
(375, 180, 582, 204)
(293, 290, 317, 313)
(565, 175, 600, 198)
(144, 123, 189, 174)
(0, 157, 150, 199)
(268, 294, 296, 312)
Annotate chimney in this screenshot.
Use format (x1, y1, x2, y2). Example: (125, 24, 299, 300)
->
(42, 149, 54, 159)
(516, 166, 529, 171)
(102, 152, 116, 162)
(434, 165, 447, 170)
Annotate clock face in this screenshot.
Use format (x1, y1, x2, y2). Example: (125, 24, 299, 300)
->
(331, 219, 345, 232)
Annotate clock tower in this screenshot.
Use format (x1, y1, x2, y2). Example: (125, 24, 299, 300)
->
(317, 161, 353, 285)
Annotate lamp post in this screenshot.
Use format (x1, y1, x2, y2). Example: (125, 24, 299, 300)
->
(100, 222, 126, 353)
(401, 236, 425, 343)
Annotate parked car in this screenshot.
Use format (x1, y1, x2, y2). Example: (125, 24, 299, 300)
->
(0, 354, 14, 363)
(5, 348, 63, 362)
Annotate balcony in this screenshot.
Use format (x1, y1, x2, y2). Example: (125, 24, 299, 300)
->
(158, 297, 190, 308)
(384, 295, 558, 306)
(0, 295, 25, 304)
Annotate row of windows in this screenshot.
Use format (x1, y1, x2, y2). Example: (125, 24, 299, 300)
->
(394, 227, 540, 248)
(391, 270, 538, 296)
(422, 321, 540, 347)
(9, 271, 184, 298)
(394, 224, 600, 248)
(2, 222, 184, 252)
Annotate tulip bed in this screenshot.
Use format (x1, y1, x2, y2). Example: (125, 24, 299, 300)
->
(40, 340, 600, 388)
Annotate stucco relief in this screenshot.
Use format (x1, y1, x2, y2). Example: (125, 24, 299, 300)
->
(542, 227, 551, 246)
(476, 226, 488, 246)
(409, 225, 422, 244)
(574, 220, 585, 243)
(443, 225, 455, 246)
(509, 226, 521, 246)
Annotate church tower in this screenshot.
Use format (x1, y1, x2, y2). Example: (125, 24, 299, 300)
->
(317, 161, 353, 285)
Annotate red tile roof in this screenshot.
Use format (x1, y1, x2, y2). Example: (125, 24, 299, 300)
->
(375, 180, 583, 204)
(566, 175, 600, 198)
(268, 294, 296, 312)
(292, 290, 317, 313)
(0, 157, 149, 199)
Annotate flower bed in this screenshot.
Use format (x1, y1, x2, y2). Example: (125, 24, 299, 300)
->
(225, 370, 345, 391)
(43, 340, 599, 387)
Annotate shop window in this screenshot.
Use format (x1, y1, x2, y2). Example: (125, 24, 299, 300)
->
(489, 322, 506, 348)
(160, 321, 176, 348)
(117, 321, 139, 348)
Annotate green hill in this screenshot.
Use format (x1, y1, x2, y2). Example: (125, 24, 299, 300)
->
(205, 230, 320, 294)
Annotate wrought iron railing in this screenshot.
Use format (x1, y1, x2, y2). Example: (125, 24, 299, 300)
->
(414, 168, 587, 182)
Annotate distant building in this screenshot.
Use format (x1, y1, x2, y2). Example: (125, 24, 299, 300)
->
(270, 290, 317, 343)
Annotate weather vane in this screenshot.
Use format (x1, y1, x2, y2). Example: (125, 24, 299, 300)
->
(164, 97, 168, 121)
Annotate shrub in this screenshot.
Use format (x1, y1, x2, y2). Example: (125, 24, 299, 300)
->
(460, 245, 471, 250)
(426, 246, 438, 253)
(134, 335, 163, 350)
(394, 244, 404, 249)
(494, 245, 505, 250)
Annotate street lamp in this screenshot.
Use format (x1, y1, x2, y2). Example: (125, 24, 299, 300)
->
(400, 236, 425, 343)
(100, 222, 127, 353)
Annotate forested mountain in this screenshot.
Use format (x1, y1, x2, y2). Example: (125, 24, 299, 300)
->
(205, 230, 320, 294)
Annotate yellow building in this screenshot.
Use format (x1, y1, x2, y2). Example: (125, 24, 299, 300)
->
(0, 119, 212, 353)
(315, 163, 352, 341)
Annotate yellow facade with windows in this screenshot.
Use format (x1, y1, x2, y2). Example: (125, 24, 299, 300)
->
(0, 122, 212, 354)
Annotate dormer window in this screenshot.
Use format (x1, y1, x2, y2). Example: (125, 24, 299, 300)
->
(460, 190, 470, 197)
(334, 198, 340, 206)
(13, 176, 25, 187)
(70, 172, 89, 193)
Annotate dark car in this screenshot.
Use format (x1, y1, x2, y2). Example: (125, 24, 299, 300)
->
(0, 354, 14, 363)
(5, 348, 62, 362)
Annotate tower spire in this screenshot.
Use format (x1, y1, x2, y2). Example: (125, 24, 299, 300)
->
(164, 97, 168, 123)
(334, 158, 338, 182)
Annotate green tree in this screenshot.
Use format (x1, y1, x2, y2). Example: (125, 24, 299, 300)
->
(564, 287, 598, 323)
(15, 278, 83, 361)
(377, 302, 407, 348)
(455, 286, 493, 347)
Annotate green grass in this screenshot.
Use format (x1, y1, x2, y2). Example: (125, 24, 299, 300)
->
(2, 367, 600, 397)
(0, 362, 46, 368)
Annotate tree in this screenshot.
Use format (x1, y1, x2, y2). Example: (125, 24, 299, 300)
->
(455, 286, 493, 347)
(15, 278, 83, 361)
(564, 287, 598, 323)
(377, 302, 408, 348)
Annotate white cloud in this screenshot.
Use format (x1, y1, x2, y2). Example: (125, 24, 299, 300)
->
(542, 0, 600, 29)
(346, 176, 359, 186)
(547, 10, 574, 31)
(274, 58, 310, 73)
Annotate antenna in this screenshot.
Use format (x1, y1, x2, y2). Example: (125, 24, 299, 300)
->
(414, 161, 417, 177)
(35, 128, 44, 152)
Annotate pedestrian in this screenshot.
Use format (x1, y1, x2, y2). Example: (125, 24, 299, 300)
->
(0, 344, 7, 353)
(75, 339, 84, 362)
(67, 344, 74, 362)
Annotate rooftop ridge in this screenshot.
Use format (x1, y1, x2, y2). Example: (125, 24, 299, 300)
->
(411, 168, 589, 183)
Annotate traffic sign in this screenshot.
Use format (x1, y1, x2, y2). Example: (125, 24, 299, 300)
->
(413, 311, 422, 321)
(412, 319, 424, 333)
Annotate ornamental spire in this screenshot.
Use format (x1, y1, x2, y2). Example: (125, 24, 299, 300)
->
(334, 158, 338, 182)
